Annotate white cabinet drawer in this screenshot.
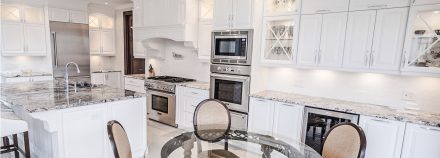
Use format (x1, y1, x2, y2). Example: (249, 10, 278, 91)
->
(125, 84, 145, 93)
(183, 87, 209, 98)
(125, 77, 144, 86)
(184, 111, 194, 127)
(184, 97, 205, 113)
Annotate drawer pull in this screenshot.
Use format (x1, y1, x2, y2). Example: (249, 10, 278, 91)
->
(191, 92, 199, 95)
(368, 5, 387, 8)
(420, 127, 440, 132)
(256, 99, 266, 102)
(371, 119, 390, 123)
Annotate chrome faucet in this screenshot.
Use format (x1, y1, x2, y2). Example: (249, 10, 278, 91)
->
(65, 62, 81, 93)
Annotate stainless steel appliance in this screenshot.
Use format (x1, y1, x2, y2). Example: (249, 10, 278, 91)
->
(302, 107, 359, 153)
(145, 76, 195, 127)
(212, 30, 253, 65)
(210, 64, 251, 130)
(50, 21, 90, 79)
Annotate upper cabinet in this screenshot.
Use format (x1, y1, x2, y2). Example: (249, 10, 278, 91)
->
(301, 0, 349, 14)
(261, 15, 300, 64)
(349, 0, 411, 11)
(413, 0, 440, 5)
(1, 3, 48, 56)
(402, 4, 440, 74)
(344, 8, 408, 71)
(297, 12, 347, 67)
(213, 0, 253, 29)
(49, 8, 88, 24)
(264, 0, 300, 16)
(89, 14, 115, 56)
(199, 0, 214, 22)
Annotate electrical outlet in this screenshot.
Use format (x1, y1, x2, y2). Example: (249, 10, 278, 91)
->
(402, 91, 415, 101)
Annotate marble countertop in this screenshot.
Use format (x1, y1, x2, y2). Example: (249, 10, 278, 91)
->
(124, 74, 147, 80)
(92, 70, 122, 73)
(251, 90, 440, 128)
(0, 81, 146, 113)
(177, 81, 210, 90)
(1, 72, 52, 78)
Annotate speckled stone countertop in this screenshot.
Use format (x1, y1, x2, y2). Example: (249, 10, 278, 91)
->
(177, 81, 210, 90)
(92, 70, 122, 73)
(251, 90, 440, 128)
(0, 81, 146, 113)
(1, 72, 52, 78)
(124, 74, 147, 80)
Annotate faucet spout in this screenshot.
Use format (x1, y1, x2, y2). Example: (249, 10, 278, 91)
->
(65, 62, 81, 93)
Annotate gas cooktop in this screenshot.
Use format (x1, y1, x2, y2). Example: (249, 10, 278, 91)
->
(147, 76, 195, 83)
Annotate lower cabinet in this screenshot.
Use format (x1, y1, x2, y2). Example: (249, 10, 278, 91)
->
(91, 72, 121, 89)
(359, 116, 406, 158)
(248, 97, 304, 145)
(401, 123, 440, 158)
(176, 86, 209, 130)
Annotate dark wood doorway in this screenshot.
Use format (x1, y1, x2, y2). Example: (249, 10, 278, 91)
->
(124, 11, 145, 75)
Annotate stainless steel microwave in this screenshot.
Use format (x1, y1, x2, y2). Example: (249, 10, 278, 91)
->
(211, 30, 253, 65)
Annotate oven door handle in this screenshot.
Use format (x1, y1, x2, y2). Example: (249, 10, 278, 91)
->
(148, 90, 175, 98)
(210, 73, 250, 80)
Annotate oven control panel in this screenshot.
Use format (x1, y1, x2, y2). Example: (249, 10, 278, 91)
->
(210, 64, 251, 76)
(145, 82, 175, 93)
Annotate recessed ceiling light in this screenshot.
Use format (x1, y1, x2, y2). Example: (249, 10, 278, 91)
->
(104, 2, 109, 5)
(434, 11, 440, 14)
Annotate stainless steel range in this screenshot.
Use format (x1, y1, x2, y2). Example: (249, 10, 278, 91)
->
(145, 76, 195, 127)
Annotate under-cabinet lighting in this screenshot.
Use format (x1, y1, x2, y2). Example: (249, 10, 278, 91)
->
(434, 11, 440, 14)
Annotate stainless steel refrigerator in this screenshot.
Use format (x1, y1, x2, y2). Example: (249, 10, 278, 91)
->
(50, 21, 90, 79)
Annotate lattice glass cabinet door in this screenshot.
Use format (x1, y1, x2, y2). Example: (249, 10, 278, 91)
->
(404, 4, 440, 72)
(261, 16, 299, 63)
(264, 0, 300, 16)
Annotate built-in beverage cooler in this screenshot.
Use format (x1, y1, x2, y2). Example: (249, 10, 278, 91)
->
(302, 107, 360, 153)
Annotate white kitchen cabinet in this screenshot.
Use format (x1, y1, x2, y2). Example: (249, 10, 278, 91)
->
(132, 0, 143, 27)
(343, 10, 377, 69)
(272, 102, 304, 144)
(359, 116, 406, 158)
(176, 86, 209, 130)
(213, 0, 252, 29)
(344, 8, 408, 71)
(297, 12, 347, 67)
(197, 24, 212, 60)
(142, 0, 182, 27)
(62, 106, 108, 158)
(69, 10, 88, 24)
(248, 98, 275, 135)
(24, 24, 47, 55)
(124, 77, 146, 93)
(402, 4, 440, 75)
(413, 0, 440, 5)
(370, 8, 408, 71)
(297, 14, 322, 66)
(1, 3, 48, 56)
(301, 0, 349, 14)
(249, 97, 304, 146)
(49, 8, 88, 24)
(48, 8, 70, 22)
(349, 0, 410, 11)
(264, 0, 301, 16)
(89, 14, 115, 56)
(1, 23, 25, 55)
(91, 72, 121, 88)
(401, 123, 440, 158)
(199, 0, 214, 22)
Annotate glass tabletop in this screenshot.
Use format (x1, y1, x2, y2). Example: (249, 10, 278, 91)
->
(161, 129, 322, 158)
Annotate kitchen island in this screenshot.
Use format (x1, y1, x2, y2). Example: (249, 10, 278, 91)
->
(0, 81, 147, 158)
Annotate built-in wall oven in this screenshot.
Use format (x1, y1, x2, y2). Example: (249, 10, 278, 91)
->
(212, 30, 253, 65)
(302, 107, 359, 154)
(210, 64, 251, 130)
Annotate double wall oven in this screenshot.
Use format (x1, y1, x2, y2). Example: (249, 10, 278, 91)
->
(210, 29, 253, 131)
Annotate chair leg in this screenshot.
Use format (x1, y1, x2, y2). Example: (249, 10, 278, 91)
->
(312, 127, 316, 140)
(24, 132, 30, 158)
(224, 139, 229, 151)
(12, 134, 19, 158)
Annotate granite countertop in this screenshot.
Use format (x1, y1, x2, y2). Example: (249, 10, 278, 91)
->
(125, 74, 147, 80)
(1, 72, 52, 78)
(0, 81, 146, 113)
(178, 81, 210, 90)
(251, 90, 440, 128)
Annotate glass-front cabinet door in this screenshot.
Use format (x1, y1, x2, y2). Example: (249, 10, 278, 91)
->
(261, 16, 299, 64)
(264, 0, 300, 16)
(403, 4, 440, 74)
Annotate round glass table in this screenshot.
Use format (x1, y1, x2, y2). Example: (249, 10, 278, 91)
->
(161, 130, 322, 158)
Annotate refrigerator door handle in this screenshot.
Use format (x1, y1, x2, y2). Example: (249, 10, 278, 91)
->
(52, 32, 58, 67)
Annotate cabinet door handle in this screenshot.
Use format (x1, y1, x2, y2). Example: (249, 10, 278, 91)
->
(370, 52, 375, 66)
(191, 92, 199, 95)
(401, 51, 407, 67)
(316, 9, 331, 13)
(256, 99, 266, 102)
(420, 126, 440, 132)
(364, 51, 370, 66)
